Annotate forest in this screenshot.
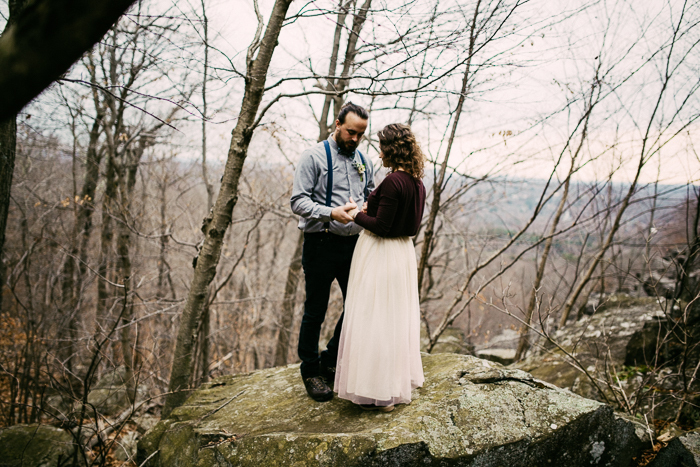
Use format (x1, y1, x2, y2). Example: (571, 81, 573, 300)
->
(0, 0, 699, 464)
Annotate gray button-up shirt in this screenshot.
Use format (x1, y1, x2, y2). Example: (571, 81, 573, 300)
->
(291, 136, 375, 235)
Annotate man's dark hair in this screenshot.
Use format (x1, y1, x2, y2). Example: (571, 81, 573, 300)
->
(337, 101, 369, 124)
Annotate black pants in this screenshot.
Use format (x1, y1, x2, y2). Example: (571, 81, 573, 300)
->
(298, 231, 358, 379)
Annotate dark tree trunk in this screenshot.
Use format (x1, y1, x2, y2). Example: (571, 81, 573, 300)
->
(274, 231, 303, 366)
(0, 117, 16, 311)
(0, 0, 29, 312)
(0, 0, 136, 120)
(97, 150, 117, 329)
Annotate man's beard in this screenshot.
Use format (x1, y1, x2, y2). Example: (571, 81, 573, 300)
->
(335, 132, 356, 153)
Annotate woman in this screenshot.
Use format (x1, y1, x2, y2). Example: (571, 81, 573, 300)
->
(334, 123, 426, 412)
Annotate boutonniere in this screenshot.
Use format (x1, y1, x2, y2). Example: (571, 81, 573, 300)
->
(352, 160, 366, 182)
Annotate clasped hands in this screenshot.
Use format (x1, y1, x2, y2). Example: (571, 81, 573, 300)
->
(331, 197, 368, 224)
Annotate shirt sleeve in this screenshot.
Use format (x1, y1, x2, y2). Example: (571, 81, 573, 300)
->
(290, 150, 333, 222)
(354, 177, 399, 237)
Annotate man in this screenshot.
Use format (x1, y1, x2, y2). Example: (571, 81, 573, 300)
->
(291, 102, 375, 402)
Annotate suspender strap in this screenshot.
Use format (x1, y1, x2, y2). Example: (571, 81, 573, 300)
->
(357, 150, 368, 195)
(323, 140, 333, 232)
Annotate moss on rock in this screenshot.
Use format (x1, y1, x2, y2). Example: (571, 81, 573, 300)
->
(139, 353, 643, 466)
(0, 424, 81, 467)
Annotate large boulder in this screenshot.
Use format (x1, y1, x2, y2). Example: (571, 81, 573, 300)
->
(138, 353, 646, 466)
(0, 424, 82, 467)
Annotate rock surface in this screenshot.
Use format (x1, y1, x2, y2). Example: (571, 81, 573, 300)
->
(0, 424, 81, 467)
(649, 429, 700, 467)
(138, 353, 645, 466)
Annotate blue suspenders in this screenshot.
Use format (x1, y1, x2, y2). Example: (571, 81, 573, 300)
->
(323, 141, 333, 232)
(322, 140, 367, 232)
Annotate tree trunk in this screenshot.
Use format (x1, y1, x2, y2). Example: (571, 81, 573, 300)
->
(115, 138, 148, 403)
(274, 231, 303, 366)
(162, 0, 293, 417)
(317, 0, 351, 141)
(0, 117, 16, 312)
(332, 0, 372, 114)
(0, 0, 29, 312)
(76, 105, 105, 293)
(197, 0, 213, 381)
(515, 165, 572, 360)
(200, 0, 214, 211)
(0, 0, 136, 120)
(96, 151, 117, 328)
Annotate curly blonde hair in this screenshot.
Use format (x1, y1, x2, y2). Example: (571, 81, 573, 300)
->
(377, 123, 425, 179)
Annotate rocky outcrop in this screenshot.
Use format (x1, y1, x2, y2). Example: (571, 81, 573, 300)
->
(515, 296, 667, 401)
(138, 353, 646, 466)
(649, 429, 700, 467)
(0, 424, 82, 467)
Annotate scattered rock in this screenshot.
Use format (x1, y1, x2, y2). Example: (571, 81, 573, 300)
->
(649, 429, 700, 467)
(0, 424, 82, 467)
(139, 353, 644, 466)
(87, 366, 133, 416)
(624, 317, 673, 367)
(483, 328, 520, 348)
(115, 430, 139, 462)
(86, 366, 147, 416)
(476, 348, 516, 365)
(420, 325, 474, 355)
(135, 413, 160, 434)
(581, 293, 657, 316)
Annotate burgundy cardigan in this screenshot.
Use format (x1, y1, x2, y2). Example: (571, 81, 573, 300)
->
(354, 170, 426, 237)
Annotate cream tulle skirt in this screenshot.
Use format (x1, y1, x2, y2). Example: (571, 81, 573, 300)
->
(334, 230, 424, 406)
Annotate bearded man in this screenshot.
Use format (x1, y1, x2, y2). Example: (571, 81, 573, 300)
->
(290, 102, 375, 401)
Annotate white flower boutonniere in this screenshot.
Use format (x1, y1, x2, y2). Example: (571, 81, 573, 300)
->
(352, 160, 366, 182)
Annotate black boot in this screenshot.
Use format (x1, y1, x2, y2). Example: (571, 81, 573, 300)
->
(303, 376, 333, 402)
(321, 365, 336, 390)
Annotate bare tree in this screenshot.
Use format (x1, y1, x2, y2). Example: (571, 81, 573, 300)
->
(163, 0, 294, 416)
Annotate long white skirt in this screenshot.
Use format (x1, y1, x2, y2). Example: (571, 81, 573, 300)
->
(334, 230, 424, 406)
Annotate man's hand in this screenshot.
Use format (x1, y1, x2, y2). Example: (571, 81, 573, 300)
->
(331, 201, 357, 224)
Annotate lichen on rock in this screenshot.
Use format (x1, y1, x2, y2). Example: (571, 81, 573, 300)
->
(138, 353, 644, 466)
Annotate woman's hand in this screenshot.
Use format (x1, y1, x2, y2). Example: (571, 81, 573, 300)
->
(361, 201, 368, 213)
(347, 198, 359, 219)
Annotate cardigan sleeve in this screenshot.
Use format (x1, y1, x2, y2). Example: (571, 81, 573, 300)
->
(353, 177, 400, 237)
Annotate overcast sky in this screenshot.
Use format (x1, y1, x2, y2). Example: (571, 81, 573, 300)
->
(2, 0, 698, 185)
